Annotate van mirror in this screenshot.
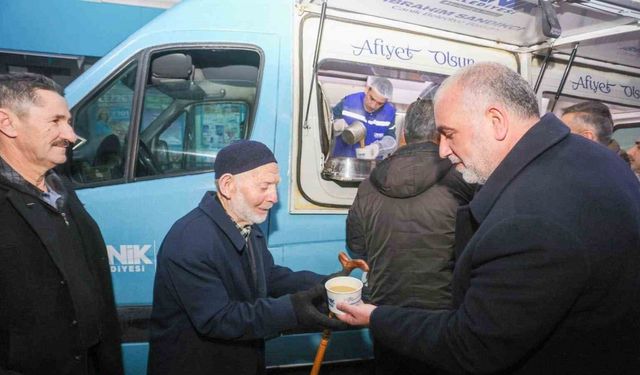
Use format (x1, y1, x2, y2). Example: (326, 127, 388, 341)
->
(151, 53, 193, 81)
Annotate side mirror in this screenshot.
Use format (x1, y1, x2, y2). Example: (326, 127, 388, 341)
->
(151, 53, 193, 81)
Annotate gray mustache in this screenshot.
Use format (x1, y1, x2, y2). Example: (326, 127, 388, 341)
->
(52, 139, 71, 148)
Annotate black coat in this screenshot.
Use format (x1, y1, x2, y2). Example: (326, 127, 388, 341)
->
(0, 175, 123, 375)
(370, 114, 640, 374)
(347, 142, 474, 309)
(148, 192, 323, 375)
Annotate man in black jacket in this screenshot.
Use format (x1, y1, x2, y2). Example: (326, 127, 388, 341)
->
(347, 98, 473, 374)
(0, 73, 123, 375)
(337, 62, 640, 374)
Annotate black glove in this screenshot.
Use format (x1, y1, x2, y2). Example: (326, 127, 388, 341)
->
(290, 284, 348, 330)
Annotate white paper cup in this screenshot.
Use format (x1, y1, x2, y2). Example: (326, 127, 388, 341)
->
(324, 276, 363, 315)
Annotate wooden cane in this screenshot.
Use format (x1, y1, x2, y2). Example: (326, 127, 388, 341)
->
(310, 315, 333, 375)
(309, 252, 369, 375)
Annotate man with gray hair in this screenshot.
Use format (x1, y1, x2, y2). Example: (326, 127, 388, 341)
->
(337, 62, 640, 374)
(331, 76, 397, 160)
(0, 73, 123, 375)
(347, 97, 473, 374)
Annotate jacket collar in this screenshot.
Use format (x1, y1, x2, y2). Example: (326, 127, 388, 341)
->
(469, 113, 569, 223)
(198, 191, 264, 252)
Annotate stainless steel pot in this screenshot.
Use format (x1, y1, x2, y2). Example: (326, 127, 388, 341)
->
(340, 120, 366, 145)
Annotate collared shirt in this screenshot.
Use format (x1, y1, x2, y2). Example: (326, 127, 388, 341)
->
(0, 157, 60, 208)
(234, 221, 252, 241)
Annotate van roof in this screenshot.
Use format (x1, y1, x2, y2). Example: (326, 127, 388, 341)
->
(301, 0, 640, 69)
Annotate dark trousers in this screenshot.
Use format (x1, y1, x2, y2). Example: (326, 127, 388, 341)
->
(373, 339, 442, 375)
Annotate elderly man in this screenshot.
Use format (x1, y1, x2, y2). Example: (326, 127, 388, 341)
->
(331, 76, 397, 160)
(347, 97, 474, 374)
(148, 140, 342, 375)
(338, 62, 640, 374)
(0, 73, 123, 375)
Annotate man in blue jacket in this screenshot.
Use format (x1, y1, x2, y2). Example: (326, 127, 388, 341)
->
(331, 76, 397, 159)
(148, 141, 342, 375)
(337, 62, 640, 374)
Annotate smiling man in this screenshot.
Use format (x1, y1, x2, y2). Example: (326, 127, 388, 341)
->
(148, 140, 343, 375)
(0, 73, 123, 375)
(337, 62, 640, 374)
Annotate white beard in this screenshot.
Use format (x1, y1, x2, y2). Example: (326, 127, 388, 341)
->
(229, 191, 268, 225)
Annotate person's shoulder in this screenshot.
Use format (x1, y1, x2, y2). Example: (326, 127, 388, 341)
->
(160, 208, 222, 259)
(172, 206, 213, 233)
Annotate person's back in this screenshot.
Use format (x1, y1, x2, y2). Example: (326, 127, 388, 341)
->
(348, 99, 473, 309)
(348, 143, 472, 309)
(347, 98, 474, 374)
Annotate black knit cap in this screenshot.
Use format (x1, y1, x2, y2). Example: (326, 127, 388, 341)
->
(214, 140, 277, 178)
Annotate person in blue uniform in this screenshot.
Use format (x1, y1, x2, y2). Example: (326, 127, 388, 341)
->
(331, 76, 397, 159)
(148, 140, 343, 375)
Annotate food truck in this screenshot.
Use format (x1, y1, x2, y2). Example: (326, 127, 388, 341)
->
(62, 0, 640, 372)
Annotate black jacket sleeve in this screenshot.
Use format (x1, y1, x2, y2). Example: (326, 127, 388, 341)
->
(369, 216, 589, 374)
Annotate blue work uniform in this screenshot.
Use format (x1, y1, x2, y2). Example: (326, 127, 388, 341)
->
(331, 92, 396, 158)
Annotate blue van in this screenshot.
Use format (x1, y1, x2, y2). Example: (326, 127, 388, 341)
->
(63, 0, 640, 373)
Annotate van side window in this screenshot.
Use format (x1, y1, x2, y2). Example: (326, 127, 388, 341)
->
(71, 63, 137, 184)
(135, 48, 259, 178)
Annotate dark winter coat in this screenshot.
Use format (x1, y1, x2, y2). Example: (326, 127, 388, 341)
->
(0, 174, 123, 375)
(347, 142, 473, 309)
(370, 114, 640, 374)
(148, 192, 323, 375)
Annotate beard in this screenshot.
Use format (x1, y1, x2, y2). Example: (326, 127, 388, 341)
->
(448, 143, 495, 185)
(229, 191, 269, 225)
(448, 155, 487, 184)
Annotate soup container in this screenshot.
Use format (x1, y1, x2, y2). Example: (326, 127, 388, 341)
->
(324, 276, 363, 315)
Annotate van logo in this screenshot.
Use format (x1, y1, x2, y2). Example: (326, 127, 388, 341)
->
(570, 75, 616, 94)
(352, 38, 421, 61)
(427, 50, 475, 68)
(107, 244, 154, 273)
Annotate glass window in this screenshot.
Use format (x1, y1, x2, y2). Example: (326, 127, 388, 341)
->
(135, 48, 259, 178)
(71, 63, 137, 184)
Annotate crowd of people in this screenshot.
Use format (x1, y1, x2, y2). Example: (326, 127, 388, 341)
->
(1, 62, 639, 375)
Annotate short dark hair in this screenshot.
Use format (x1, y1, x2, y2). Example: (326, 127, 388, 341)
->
(562, 101, 613, 145)
(0, 73, 63, 117)
(404, 98, 437, 144)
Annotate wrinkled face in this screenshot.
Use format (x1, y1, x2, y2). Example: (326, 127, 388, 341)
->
(229, 162, 280, 225)
(627, 140, 640, 173)
(363, 87, 387, 113)
(7, 90, 76, 171)
(435, 88, 495, 185)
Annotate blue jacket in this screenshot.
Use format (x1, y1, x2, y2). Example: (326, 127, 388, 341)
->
(332, 92, 396, 157)
(148, 192, 323, 375)
(370, 114, 640, 374)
